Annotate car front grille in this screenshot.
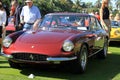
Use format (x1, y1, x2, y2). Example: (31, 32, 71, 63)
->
(12, 53, 47, 61)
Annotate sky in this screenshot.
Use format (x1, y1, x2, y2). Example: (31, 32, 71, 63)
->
(81, 0, 96, 4)
(72, 0, 97, 4)
(80, 0, 116, 8)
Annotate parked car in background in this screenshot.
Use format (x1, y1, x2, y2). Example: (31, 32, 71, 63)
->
(110, 21, 120, 41)
(5, 17, 16, 35)
(1, 13, 109, 73)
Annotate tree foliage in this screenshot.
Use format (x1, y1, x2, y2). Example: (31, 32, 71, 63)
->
(1, 0, 119, 17)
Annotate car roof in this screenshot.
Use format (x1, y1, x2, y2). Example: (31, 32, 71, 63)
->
(46, 12, 90, 16)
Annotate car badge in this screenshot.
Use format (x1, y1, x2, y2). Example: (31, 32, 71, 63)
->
(31, 46, 34, 48)
(30, 54, 34, 60)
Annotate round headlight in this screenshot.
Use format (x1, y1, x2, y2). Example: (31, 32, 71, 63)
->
(3, 36, 12, 48)
(63, 40, 74, 51)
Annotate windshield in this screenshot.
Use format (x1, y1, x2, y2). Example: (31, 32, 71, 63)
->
(111, 21, 120, 28)
(39, 14, 90, 31)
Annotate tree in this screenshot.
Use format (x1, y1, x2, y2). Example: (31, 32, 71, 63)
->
(72, 0, 82, 12)
(94, 0, 101, 8)
(115, 0, 120, 10)
(86, 2, 93, 8)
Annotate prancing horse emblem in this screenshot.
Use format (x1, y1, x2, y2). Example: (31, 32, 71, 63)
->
(30, 54, 34, 60)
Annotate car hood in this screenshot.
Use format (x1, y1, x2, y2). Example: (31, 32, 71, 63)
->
(7, 29, 84, 56)
(16, 29, 83, 44)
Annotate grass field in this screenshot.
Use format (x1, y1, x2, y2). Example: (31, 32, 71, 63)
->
(0, 42, 120, 80)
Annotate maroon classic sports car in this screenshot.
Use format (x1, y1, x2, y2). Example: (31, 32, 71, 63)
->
(1, 13, 109, 73)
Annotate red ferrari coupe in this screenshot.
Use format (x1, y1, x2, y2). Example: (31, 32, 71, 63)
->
(1, 13, 109, 73)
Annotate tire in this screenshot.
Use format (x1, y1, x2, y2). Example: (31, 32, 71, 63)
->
(8, 60, 21, 69)
(71, 44, 88, 73)
(97, 38, 108, 59)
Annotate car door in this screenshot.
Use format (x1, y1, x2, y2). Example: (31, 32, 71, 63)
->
(90, 17, 104, 53)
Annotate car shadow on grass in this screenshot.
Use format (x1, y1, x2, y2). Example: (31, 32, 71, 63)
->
(109, 41, 120, 47)
(19, 52, 120, 80)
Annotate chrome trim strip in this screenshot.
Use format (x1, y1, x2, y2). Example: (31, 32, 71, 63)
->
(88, 48, 103, 57)
(47, 56, 77, 61)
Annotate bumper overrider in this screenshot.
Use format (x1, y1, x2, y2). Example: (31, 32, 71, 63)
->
(0, 52, 77, 64)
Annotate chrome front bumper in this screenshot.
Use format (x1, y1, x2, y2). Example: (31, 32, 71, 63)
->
(110, 38, 120, 41)
(46, 57, 77, 61)
(0, 52, 77, 62)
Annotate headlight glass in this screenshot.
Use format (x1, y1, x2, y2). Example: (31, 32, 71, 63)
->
(3, 36, 12, 48)
(63, 40, 74, 51)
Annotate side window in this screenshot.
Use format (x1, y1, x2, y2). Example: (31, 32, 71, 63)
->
(90, 17, 97, 30)
(90, 17, 102, 31)
(96, 18, 102, 30)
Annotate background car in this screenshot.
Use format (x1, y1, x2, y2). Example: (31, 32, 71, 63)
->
(5, 17, 16, 35)
(110, 21, 120, 41)
(1, 13, 109, 73)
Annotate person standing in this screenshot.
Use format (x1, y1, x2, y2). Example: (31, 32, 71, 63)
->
(109, 13, 114, 21)
(114, 13, 120, 21)
(20, 0, 41, 31)
(100, 0, 111, 37)
(95, 11, 100, 21)
(10, 1, 16, 16)
(10, 0, 23, 31)
(0, 2, 6, 45)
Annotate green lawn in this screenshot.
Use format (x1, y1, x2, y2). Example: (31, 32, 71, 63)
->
(0, 44, 120, 80)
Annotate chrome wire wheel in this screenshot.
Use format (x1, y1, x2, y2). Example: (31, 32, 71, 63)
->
(70, 44, 88, 73)
(80, 45, 88, 71)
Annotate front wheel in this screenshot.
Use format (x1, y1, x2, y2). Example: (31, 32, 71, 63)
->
(71, 44, 88, 73)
